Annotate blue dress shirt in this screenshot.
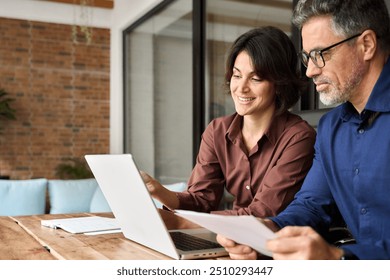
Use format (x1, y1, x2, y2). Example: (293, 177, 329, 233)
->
(271, 59, 390, 259)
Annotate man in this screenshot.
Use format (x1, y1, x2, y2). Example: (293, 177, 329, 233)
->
(217, 0, 390, 260)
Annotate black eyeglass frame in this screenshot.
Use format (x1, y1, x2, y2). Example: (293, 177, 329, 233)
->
(299, 33, 362, 68)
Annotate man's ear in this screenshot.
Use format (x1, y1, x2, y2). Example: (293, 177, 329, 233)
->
(360, 29, 377, 61)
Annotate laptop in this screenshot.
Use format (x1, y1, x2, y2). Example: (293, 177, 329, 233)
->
(84, 154, 228, 260)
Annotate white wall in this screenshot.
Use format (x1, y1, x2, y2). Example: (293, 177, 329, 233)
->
(0, 0, 163, 154)
(0, 0, 111, 27)
(109, 0, 163, 154)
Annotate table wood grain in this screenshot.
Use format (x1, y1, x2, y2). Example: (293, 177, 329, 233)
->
(0, 216, 55, 260)
(2, 213, 229, 260)
(6, 213, 171, 260)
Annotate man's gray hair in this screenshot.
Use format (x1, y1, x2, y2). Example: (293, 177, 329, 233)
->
(292, 0, 390, 52)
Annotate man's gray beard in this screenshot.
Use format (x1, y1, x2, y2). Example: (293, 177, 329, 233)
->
(318, 57, 364, 107)
(318, 88, 350, 106)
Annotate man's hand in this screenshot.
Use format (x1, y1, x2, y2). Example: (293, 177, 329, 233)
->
(217, 224, 344, 260)
(266, 226, 344, 260)
(216, 234, 258, 260)
(215, 218, 279, 260)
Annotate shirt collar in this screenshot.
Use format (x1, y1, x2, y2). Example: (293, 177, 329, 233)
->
(226, 112, 288, 146)
(341, 58, 390, 121)
(265, 113, 288, 145)
(226, 113, 242, 143)
(365, 58, 390, 112)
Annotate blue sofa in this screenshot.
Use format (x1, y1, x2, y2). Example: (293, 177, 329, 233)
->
(0, 178, 188, 216)
(0, 178, 111, 216)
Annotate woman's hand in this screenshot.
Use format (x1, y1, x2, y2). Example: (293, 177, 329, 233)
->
(140, 171, 180, 210)
(140, 171, 163, 195)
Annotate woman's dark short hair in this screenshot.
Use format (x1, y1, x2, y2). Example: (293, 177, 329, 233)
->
(225, 26, 306, 115)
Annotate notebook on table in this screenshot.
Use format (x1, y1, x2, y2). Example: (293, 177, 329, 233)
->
(41, 216, 120, 234)
(84, 154, 228, 260)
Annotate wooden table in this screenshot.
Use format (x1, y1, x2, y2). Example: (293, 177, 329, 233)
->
(0, 213, 179, 260)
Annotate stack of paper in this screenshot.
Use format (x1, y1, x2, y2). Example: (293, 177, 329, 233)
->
(41, 216, 121, 234)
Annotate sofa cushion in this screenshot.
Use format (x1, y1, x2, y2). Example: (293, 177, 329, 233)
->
(89, 186, 111, 213)
(48, 178, 98, 214)
(0, 178, 47, 216)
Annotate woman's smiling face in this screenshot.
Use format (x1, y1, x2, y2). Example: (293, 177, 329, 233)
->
(230, 51, 276, 118)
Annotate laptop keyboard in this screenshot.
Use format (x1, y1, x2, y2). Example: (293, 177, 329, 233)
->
(170, 231, 223, 251)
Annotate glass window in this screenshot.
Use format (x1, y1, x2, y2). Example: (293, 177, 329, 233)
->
(124, 0, 193, 183)
(123, 0, 295, 183)
(205, 0, 293, 122)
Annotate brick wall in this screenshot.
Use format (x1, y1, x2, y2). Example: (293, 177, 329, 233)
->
(0, 17, 110, 179)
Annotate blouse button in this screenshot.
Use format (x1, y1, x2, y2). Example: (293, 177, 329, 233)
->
(245, 185, 250, 190)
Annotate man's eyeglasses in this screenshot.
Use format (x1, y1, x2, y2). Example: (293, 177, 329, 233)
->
(299, 33, 362, 68)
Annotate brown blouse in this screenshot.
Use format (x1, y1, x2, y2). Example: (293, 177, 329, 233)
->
(175, 111, 316, 217)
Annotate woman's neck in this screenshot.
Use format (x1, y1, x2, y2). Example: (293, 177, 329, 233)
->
(241, 106, 275, 152)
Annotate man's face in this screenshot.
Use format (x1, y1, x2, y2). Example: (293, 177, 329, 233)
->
(301, 16, 364, 106)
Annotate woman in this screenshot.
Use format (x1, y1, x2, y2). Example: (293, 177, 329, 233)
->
(142, 26, 316, 225)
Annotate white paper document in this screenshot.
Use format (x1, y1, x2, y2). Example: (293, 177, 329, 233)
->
(175, 210, 276, 257)
(41, 216, 121, 234)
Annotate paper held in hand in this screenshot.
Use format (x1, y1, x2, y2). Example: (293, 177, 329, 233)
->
(174, 210, 276, 257)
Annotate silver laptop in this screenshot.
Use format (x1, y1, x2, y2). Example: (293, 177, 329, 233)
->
(85, 154, 228, 260)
